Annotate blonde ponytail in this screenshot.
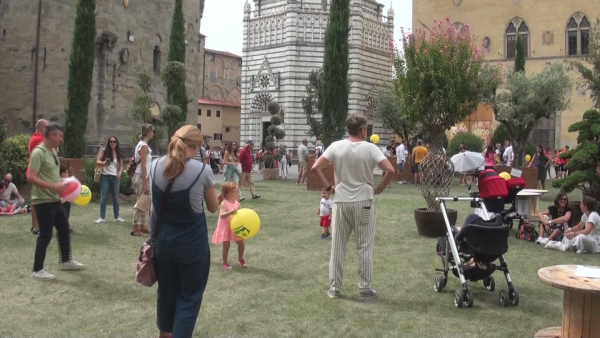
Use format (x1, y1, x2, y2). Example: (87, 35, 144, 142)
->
(163, 125, 204, 180)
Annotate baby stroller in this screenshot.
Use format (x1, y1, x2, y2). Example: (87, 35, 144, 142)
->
(435, 196, 519, 308)
(468, 170, 526, 229)
(209, 158, 220, 175)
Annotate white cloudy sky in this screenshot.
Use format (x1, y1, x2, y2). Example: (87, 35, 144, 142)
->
(201, 0, 413, 56)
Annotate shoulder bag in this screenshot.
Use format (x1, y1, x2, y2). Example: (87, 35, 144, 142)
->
(127, 143, 143, 177)
(135, 177, 174, 287)
(94, 147, 105, 183)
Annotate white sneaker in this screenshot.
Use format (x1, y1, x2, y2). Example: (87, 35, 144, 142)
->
(94, 218, 105, 224)
(32, 269, 56, 281)
(114, 217, 126, 223)
(538, 237, 550, 246)
(60, 260, 85, 270)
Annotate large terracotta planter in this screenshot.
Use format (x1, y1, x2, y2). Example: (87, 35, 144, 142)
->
(262, 168, 279, 180)
(307, 154, 334, 191)
(414, 208, 458, 238)
(60, 158, 86, 183)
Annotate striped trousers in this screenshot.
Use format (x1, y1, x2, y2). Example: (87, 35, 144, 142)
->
(329, 200, 376, 291)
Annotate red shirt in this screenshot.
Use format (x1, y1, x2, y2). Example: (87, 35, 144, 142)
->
(239, 146, 253, 173)
(26, 132, 45, 177)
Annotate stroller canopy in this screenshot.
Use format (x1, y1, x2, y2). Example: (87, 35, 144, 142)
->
(478, 170, 508, 200)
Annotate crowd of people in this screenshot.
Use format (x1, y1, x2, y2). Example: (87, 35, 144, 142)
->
(7, 115, 599, 338)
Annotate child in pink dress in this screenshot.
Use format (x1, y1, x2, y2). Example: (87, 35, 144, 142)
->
(212, 182, 247, 270)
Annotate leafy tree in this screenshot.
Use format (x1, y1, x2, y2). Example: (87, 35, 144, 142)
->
(302, 69, 323, 140)
(161, 62, 188, 136)
(514, 35, 525, 73)
(321, 0, 350, 147)
(375, 86, 413, 142)
(63, 0, 96, 158)
(480, 63, 571, 167)
(263, 102, 285, 168)
(130, 72, 164, 146)
(490, 123, 508, 148)
(553, 110, 600, 199)
(160, 105, 185, 138)
(166, 0, 188, 118)
(394, 19, 484, 210)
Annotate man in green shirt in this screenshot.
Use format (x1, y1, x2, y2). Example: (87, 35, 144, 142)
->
(28, 123, 84, 281)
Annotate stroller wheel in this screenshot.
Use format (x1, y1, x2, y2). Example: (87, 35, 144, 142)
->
(509, 289, 520, 306)
(499, 289, 509, 307)
(434, 275, 445, 293)
(453, 289, 464, 308)
(483, 276, 496, 292)
(464, 287, 474, 308)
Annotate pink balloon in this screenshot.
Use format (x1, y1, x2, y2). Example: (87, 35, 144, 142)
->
(60, 177, 82, 202)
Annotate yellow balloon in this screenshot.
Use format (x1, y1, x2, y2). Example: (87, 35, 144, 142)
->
(74, 185, 92, 206)
(499, 172, 511, 181)
(525, 155, 531, 162)
(230, 208, 261, 239)
(370, 134, 380, 144)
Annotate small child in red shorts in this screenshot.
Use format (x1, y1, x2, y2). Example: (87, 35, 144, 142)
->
(316, 188, 333, 240)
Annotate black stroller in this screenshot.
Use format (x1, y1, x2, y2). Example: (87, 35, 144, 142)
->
(434, 196, 519, 308)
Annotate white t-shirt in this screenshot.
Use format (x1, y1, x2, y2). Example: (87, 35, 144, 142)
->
(319, 197, 334, 216)
(396, 144, 407, 163)
(581, 212, 600, 241)
(298, 144, 309, 163)
(1, 182, 17, 199)
(503, 146, 513, 166)
(322, 140, 387, 202)
(211, 150, 221, 159)
(134, 141, 153, 176)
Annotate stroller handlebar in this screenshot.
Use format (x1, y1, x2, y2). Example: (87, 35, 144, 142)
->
(436, 196, 482, 203)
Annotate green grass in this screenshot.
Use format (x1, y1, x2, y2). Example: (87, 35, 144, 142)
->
(0, 180, 596, 337)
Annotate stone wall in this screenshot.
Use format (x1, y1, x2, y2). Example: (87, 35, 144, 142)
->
(0, 0, 204, 154)
(203, 49, 242, 103)
(241, 0, 394, 154)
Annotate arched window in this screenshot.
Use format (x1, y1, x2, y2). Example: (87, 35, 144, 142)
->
(506, 18, 529, 59)
(567, 14, 590, 56)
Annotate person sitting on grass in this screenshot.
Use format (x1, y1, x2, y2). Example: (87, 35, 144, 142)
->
(212, 182, 247, 270)
(536, 192, 572, 246)
(0, 173, 25, 207)
(316, 188, 333, 240)
(546, 196, 600, 253)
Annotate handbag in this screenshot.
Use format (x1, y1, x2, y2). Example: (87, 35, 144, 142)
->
(134, 193, 151, 212)
(94, 147, 104, 183)
(135, 179, 174, 287)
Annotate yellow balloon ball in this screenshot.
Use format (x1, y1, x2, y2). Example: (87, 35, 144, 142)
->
(74, 185, 92, 206)
(370, 134, 380, 144)
(525, 155, 531, 162)
(230, 208, 261, 239)
(499, 172, 511, 181)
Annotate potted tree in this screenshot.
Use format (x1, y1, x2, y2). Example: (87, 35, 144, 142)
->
(62, 0, 96, 183)
(553, 110, 600, 225)
(394, 19, 485, 237)
(263, 102, 285, 180)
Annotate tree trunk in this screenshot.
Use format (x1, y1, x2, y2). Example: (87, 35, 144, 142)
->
(419, 133, 454, 211)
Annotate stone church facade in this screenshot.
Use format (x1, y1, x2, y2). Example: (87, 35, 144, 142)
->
(241, 0, 395, 152)
(414, 0, 600, 150)
(0, 0, 205, 153)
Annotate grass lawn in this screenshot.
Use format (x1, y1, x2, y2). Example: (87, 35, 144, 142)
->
(0, 179, 596, 338)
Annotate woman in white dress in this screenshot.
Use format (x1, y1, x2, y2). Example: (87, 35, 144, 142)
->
(131, 123, 154, 236)
(548, 196, 600, 253)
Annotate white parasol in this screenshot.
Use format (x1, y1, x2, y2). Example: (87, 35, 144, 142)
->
(451, 151, 485, 173)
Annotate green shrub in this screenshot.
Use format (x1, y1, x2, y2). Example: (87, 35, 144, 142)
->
(524, 143, 537, 158)
(0, 135, 30, 185)
(447, 132, 484, 157)
(83, 158, 133, 195)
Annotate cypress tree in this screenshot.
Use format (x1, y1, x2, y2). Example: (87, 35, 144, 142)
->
(167, 0, 188, 121)
(321, 0, 350, 148)
(63, 0, 96, 158)
(515, 35, 525, 73)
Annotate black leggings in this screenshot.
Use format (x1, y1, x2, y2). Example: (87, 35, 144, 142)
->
(33, 201, 71, 272)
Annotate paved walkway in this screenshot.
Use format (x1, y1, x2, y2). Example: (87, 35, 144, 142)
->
(213, 164, 301, 184)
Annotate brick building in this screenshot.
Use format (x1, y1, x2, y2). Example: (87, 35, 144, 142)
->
(0, 0, 205, 153)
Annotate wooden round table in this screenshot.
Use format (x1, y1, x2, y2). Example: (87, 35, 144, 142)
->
(535, 265, 600, 338)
